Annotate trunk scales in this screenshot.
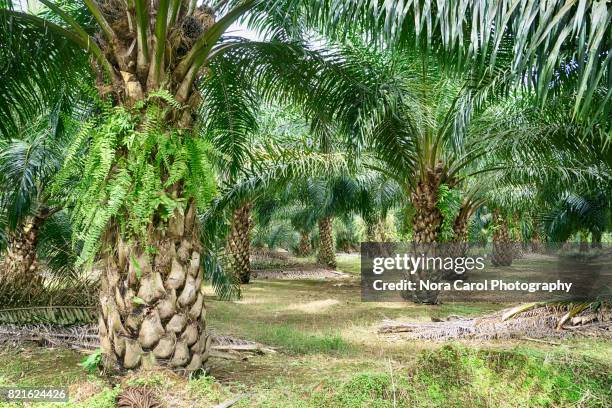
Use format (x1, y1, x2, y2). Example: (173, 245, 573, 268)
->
(227, 203, 253, 284)
(99, 201, 209, 372)
(317, 217, 336, 268)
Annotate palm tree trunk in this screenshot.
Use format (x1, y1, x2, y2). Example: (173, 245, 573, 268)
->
(442, 205, 472, 281)
(579, 232, 589, 252)
(406, 171, 445, 304)
(449, 205, 471, 258)
(98, 201, 209, 372)
(366, 222, 375, 242)
(491, 209, 513, 266)
(376, 219, 387, 242)
(531, 221, 542, 253)
(296, 232, 312, 256)
(411, 174, 443, 244)
(227, 203, 252, 284)
(510, 213, 524, 259)
(591, 231, 602, 249)
(317, 217, 336, 268)
(366, 218, 387, 242)
(1, 216, 45, 290)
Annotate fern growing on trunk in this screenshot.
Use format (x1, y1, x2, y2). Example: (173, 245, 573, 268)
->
(56, 97, 216, 372)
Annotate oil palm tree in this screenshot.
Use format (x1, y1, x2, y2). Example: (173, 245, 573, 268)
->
(0, 0, 364, 372)
(203, 143, 350, 267)
(2, 0, 609, 372)
(539, 185, 611, 246)
(252, 191, 317, 256)
(211, 104, 312, 283)
(306, 41, 609, 301)
(256, 177, 350, 269)
(476, 85, 611, 262)
(0, 107, 74, 289)
(308, 43, 509, 245)
(339, 42, 609, 244)
(354, 173, 404, 242)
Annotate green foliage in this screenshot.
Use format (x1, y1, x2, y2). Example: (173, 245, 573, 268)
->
(333, 372, 393, 408)
(269, 345, 612, 408)
(34, 211, 84, 282)
(542, 191, 611, 242)
(404, 345, 612, 408)
(187, 375, 229, 402)
(56, 100, 216, 265)
(0, 3, 92, 138)
(436, 184, 462, 242)
(0, 109, 68, 229)
(79, 348, 102, 374)
(201, 242, 241, 301)
(467, 207, 491, 244)
(334, 217, 360, 252)
(252, 221, 298, 251)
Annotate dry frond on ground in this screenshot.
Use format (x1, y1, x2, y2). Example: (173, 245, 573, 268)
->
(379, 301, 611, 340)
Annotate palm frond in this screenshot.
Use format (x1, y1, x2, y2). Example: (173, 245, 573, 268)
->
(0, 306, 96, 325)
(245, 0, 612, 122)
(0, 4, 91, 138)
(36, 211, 80, 280)
(0, 115, 63, 228)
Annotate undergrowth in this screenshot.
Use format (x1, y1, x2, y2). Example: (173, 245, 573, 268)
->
(243, 344, 612, 408)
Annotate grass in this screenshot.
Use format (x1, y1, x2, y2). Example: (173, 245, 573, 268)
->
(233, 345, 612, 408)
(257, 325, 350, 354)
(336, 253, 361, 275)
(0, 254, 610, 407)
(0, 347, 85, 387)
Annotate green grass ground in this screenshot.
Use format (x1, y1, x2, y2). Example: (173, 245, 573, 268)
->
(1, 254, 610, 407)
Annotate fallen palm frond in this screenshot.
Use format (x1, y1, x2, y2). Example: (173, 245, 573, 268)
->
(0, 278, 98, 309)
(0, 324, 275, 356)
(116, 386, 162, 408)
(0, 306, 97, 325)
(212, 334, 277, 355)
(0, 323, 100, 350)
(379, 301, 611, 341)
(254, 268, 348, 280)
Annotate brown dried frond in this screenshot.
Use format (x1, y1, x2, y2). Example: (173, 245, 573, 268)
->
(379, 301, 612, 341)
(117, 387, 163, 408)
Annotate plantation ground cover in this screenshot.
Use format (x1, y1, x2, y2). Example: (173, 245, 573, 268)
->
(0, 254, 610, 407)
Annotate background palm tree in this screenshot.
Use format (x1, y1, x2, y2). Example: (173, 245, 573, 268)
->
(541, 190, 611, 247)
(290, 43, 516, 246)
(0, 115, 99, 311)
(477, 89, 611, 258)
(0, 116, 61, 288)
